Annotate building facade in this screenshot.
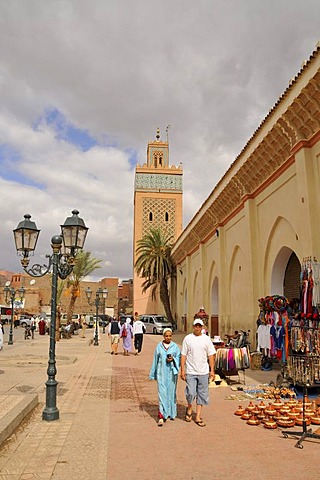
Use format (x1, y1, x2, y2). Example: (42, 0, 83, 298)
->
(133, 128, 183, 314)
(0, 270, 123, 320)
(171, 44, 320, 345)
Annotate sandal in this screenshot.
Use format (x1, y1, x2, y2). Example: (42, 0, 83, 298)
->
(158, 418, 164, 427)
(185, 409, 192, 422)
(195, 420, 206, 427)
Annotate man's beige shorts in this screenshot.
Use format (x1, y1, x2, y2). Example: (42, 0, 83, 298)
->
(111, 334, 120, 344)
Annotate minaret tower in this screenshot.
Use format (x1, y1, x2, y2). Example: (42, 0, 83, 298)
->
(133, 128, 183, 314)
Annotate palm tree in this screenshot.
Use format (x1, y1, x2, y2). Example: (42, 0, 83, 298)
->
(135, 227, 175, 323)
(65, 251, 102, 323)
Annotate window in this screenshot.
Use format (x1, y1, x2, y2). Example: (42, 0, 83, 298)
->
(165, 212, 169, 222)
(149, 212, 153, 221)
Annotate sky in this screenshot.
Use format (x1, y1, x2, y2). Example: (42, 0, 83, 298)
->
(0, 0, 319, 282)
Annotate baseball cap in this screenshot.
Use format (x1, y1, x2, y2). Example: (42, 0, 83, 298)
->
(193, 318, 204, 326)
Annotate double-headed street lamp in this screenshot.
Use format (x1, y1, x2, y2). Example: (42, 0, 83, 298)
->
(4, 285, 25, 345)
(85, 287, 108, 346)
(13, 209, 88, 422)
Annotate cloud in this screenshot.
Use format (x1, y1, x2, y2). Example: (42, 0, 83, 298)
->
(0, 0, 319, 280)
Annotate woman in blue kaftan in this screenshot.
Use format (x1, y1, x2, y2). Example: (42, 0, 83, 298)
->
(149, 328, 181, 426)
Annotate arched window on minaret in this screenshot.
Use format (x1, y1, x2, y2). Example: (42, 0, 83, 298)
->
(153, 150, 163, 168)
(165, 212, 169, 222)
(149, 211, 153, 222)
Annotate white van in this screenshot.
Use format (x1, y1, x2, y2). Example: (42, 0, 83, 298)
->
(61, 313, 82, 325)
(140, 315, 173, 334)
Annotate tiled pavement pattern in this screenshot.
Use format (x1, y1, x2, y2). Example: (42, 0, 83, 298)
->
(0, 328, 320, 479)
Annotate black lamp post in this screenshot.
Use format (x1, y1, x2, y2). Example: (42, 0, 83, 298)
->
(4, 285, 25, 345)
(13, 209, 88, 422)
(85, 287, 108, 346)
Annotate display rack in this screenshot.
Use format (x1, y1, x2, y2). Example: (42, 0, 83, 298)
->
(215, 347, 250, 385)
(282, 358, 320, 448)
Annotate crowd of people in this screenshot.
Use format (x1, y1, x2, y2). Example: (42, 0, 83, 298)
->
(108, 313, 146, 356)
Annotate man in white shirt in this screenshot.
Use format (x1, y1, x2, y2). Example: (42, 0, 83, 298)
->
(180, 318, 216, 427)
(133, 314, 146, 355)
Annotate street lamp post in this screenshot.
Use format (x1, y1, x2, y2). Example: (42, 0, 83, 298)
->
(4, 285, 25, 345)
(13, 209, 88, 422)
(85, 287, 108, 346)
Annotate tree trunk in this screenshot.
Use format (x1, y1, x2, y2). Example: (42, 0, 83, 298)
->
(67, 285, 78, 324)
(160, 278, 174, 324)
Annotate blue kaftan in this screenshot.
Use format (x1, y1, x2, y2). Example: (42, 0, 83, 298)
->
(149, 341, 181, 420)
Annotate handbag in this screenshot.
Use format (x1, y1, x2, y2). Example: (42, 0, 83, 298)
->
(121, 326, 127, 338)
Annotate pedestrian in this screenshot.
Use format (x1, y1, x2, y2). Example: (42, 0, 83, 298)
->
(30, 316, 36, 339)
(24, 325, 31, 340)
(108, 317, 121, 355)
(120, 318, 133, 356)
(0, 321, 4, 351)
(80, 315, 87, 338)
(180, 318, 216, 427)
(149, 328, 181, 426)
(133, 313, 146, 355)
(38, 318, 46, 335)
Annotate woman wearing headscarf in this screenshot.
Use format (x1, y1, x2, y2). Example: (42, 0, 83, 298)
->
(120, 317, 133, 356)
(149, 328, 181, 426)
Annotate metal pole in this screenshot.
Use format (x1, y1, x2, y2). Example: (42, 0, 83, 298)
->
(42, 236, 60, 421)
(8, 294, 14, 345)
(94, 295, 99, 346)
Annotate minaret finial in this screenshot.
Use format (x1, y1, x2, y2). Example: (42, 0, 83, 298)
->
(156, 128, 160, 141)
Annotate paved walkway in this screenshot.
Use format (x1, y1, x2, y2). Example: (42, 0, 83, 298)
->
(0, 328, 319, 479)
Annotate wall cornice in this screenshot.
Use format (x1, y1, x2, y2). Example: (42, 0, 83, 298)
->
(172, 49, 320, 265)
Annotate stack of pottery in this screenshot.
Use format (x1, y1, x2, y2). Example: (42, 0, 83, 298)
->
(311, 408, 320, 425)
(234, 405, 245, 416)
(272, 397, 283, 410)
(276, 413, 295, 428)
(295, 413, 311, 427)
(247, 415, 260, 426)
(264, 417, 278, 429)
(241, 410, 251, 421)
(265, 403, 277, 417)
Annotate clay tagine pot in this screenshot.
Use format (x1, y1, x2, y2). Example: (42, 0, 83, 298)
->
(247, 415, 260, 426)
(303, 397, 312, 408)
(234, 406, 245, 416)
(241, 411, 251, 420)
(264, 418, 278, 429)
(246, 401, 255, 412)
(279, 405, 291, 414)
(276, 418, 295, 428)
(273, 398, 283, 410)
(257, 411, 266, 421)
(304, 407, 314, 418)
(295, 414, 311, 427)
(265, 404, 277, 417)
(287, 410, 300, 420)
(310, 412, 320, 425)
(258, 401, 267, 410)
(287, 398, 297, 407)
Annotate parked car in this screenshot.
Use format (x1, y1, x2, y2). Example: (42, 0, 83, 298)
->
(19, 316, 33, 328)
(140, 315, 172, 334)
